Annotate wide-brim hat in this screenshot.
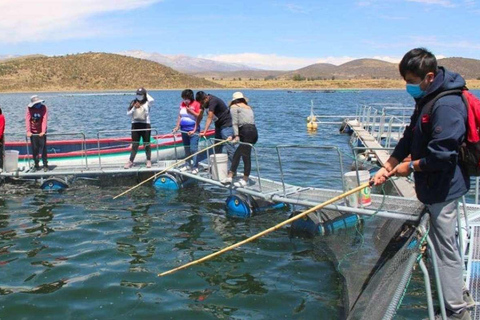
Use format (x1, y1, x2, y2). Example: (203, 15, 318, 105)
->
(28, 95, 45, 108)
(230, 91, 248, 105)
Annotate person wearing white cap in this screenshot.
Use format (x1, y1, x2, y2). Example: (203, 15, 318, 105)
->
(124, 87, 154, 169)
(220, 92, 258, 187)
(25, 95, 48, 171)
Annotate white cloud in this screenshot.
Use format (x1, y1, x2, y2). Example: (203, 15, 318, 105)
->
(406, 0, 456, 7)
(281, 3, 308, 14)
(0, 0, 161, 43)
(198, 53, 400, 70)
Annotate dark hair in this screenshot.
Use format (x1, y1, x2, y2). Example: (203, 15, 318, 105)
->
(231, 98, 248, 105)
(195, 91, 207, 102)
(181, 89, 194, 101)
(0, 108, 2, 115)
(399, 48, 437, 79)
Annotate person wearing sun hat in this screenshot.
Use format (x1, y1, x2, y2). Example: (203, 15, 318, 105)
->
(25, 95, 48, 172)
(220, 91, 258, 187)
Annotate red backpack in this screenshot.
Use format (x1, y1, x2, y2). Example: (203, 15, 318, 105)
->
(422, 88, 480, 176)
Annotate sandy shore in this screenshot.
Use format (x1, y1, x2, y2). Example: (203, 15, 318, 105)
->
(210, 79, 480, 90)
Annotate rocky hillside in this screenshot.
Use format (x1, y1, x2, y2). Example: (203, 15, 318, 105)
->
(438, 58, 480, 80)
(202, 57, 480, 81)
(0, 53, 220, 92)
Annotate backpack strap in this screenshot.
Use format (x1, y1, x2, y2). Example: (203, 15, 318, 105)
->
(422, 89, 464, 116)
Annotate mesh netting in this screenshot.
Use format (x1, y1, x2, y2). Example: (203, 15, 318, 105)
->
(314, 205, 428, 320)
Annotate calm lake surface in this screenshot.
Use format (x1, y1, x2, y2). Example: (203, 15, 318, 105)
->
(1, 89, 478, 319)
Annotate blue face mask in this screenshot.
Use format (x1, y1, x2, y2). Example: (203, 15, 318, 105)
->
(406, 82, 426, 99)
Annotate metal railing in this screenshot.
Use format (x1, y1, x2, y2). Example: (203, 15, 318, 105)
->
(275, 145, 345, 196)
(24, 132, 88, 169)
(95, 128, 162, 169)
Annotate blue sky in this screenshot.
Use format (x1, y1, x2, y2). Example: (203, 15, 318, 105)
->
(1, 0, 479, 70)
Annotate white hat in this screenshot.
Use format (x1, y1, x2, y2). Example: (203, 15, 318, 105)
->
(28, 95, 45, 108)
(230, 92, 248, 105)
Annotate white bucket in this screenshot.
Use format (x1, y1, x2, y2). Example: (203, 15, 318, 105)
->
(157, 160, 178, 169)
(344, 170, 371, 208)
(209, 153, 228, 181)
(3, 150, 19, 172)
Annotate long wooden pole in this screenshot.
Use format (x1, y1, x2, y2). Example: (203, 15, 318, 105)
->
(158, 181, 371, 277)
(113, 139, 228, 199)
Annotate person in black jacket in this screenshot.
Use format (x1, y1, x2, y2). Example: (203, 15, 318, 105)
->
(373, 48, 470, 320)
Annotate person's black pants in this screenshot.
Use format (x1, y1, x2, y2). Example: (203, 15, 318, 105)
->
(0, 136, 4, 170)
(229, 124, 258, 177)
(30, 135, 48, 167)
(129, 123, 151, 162)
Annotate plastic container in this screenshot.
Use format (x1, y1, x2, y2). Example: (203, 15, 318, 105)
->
(3, 150, 19, 172)
(209, 153, 228, 181)
(344, 170, 371, 208)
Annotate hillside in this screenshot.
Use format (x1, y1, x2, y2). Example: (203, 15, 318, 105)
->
(257, 58, 480, 81)
(283, 63, 338, 80)
(438, 58, 480, 80)
(0, 53, 220, 92)
(191, 69, 285, 80)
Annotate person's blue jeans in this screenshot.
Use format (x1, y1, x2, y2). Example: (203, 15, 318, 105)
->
(215, 126, 236, 165)
(181, 132, 199, 168)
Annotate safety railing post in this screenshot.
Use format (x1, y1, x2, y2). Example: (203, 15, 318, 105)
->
(426, 235, 447, 320)
(419, 258, 436, 320)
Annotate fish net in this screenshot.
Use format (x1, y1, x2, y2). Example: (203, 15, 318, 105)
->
(312, 195, 427, 319)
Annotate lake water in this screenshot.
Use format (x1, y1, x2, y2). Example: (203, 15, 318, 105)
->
(0, 89, 478, 319)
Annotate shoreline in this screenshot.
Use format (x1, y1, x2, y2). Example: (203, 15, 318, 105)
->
(0, 79, 479, 94)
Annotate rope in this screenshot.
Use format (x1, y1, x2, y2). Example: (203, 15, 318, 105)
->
(158, 182, 372, 277)
(112, 140, 228, 199)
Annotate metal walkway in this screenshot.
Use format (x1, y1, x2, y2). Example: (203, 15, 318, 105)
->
(346, 119, 416, 198)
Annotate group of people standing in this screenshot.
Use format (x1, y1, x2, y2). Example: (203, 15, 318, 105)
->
(125, 88, 258, 187)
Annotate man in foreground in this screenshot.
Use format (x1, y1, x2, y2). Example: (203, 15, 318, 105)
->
(373, 48, 470, 319)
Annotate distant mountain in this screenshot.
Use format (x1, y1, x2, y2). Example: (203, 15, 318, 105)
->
(0, 52, 220, 92)
(280, 58, 480, 80)
(119, 50, 258, 73)
(282, 63, 338, 79)
(0, 54, 18, 61)
(438, 58, 480, 80)
(191, 70, 286, 80)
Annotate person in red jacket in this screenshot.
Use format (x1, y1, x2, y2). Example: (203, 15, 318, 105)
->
(0, 107, 5, 172)
(26, 95, 48, 172)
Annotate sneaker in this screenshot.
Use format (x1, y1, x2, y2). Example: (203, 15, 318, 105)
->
(179, 165, 190, 172)
(146, 160, 152, 168)
(221, 177, 232, 184)
(124, 161, 133, 169)
(191, 168, 199, 175)
(233, 179, 248, 187)
(464, 289, 475, 309)
(429, 308, 471, 320)
(43, 166, 48, 172)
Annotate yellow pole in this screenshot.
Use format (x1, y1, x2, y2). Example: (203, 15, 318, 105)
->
(158, 181, 371, 277)
(113, 139, 228, 199)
